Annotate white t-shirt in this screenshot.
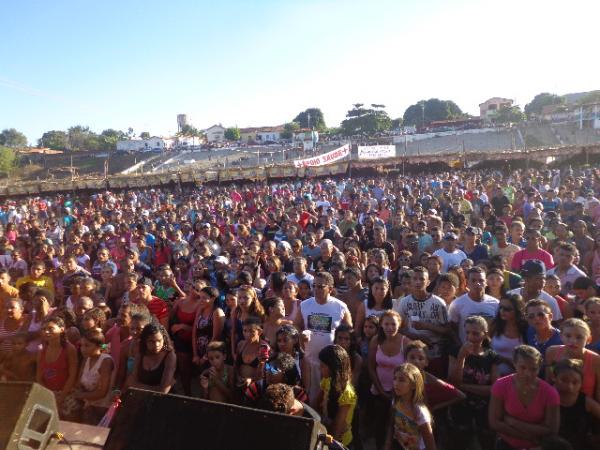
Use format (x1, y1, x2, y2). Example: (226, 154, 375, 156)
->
(506, 288, 563, 321)
(448, 293, 499, 343)
(300, 296, 349, 359)
(432, 248, 467, 272)
(394, 293, 448, 358)
(287, 272, 314, 287)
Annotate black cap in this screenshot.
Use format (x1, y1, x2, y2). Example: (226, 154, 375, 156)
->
(521, 260, 546, 277)
(137, 276, 153, 287)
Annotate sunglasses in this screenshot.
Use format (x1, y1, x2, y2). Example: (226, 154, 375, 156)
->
(527, 312, 547, 320)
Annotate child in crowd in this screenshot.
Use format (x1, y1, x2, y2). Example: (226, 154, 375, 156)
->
(448, 315, 499, 450)
(116, 312, 151, 389)
(554, 359, 600, 449)
(199, 341, 234, 402)
(315, 344, 357, 448)
(334, 324, 363, 387)
(385, 362, 436, 450)
(273, 324, 310, 394)
(585, 297, 600, 353)
(360, 315, 380, 357)
(37, 316, 79, 418)
(0, 333, 36, 381)
(405, 340, 465, 412)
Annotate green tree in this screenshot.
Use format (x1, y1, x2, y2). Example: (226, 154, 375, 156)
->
(293, 108, 326, 131)
(340, 104, 392, 136)
(524, 93, 564, 117)
(402, 99, 463, 127)
(0, 146, 17, 176)
(0, 128, 27, 147)
(281, 122, 300, 139)
(494, 106, 526, 125)
(224, 127, 241, 141)
(177, 124, 202, 147)
(577, 90, 600, 105)
(100, 129, 127, 151)
(139, 131, 151, 139)
(38, 130, 68, 150)
(391, 117, 404, 129)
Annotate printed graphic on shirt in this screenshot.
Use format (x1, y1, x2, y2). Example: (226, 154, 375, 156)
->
(307, 314, 333, 334)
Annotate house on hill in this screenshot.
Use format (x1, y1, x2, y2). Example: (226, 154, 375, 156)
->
(204, 125, 226, 143)
(479, 97, 513, 121)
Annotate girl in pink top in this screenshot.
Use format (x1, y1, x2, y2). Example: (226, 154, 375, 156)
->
(489, 345, 560, 449)
(368, 310, 411, 449)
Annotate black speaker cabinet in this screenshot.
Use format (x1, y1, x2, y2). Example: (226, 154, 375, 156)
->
(104, 388, 325, 450)
(0, 382, 59, 450)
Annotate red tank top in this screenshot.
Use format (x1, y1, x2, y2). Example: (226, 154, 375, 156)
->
(40, 346, 69, 392)
(556, 346, 596, 397)
(176, 307, 196, 341)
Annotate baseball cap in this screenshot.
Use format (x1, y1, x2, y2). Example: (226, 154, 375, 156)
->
(137, 277, 153, 287)
(521, 260, 546, 277)
(465, 226, 480, 235)
(214, 256, 229, 265)
(444, 232, 458, 240)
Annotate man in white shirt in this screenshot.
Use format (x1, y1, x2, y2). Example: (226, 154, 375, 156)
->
(508, 260, 563, 321)
(449, 267, 499, 343)
(295, 272, 352, 400)
(395, 267, 449, 377)
(546, 242, 586, 295)
(433, 231, 467, 272)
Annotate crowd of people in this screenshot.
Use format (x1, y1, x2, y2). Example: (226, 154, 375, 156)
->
(1, 166, 600, 449)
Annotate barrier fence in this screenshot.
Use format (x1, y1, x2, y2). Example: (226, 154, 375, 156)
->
(2, 143, 600, 196)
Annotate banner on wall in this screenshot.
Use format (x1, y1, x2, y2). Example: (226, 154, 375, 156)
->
(292, 144, 350, 168)
(357, 145, 396, 160)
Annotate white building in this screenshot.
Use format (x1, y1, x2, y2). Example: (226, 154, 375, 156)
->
(204, 125, 226, 143)
(479, 97, 513, 121)
(116, 137, 171, 152)
(293, 129, 319, 150)
(256, 126, 285, 143)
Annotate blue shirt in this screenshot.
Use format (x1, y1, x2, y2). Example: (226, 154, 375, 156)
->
(526, 326, 562, 377)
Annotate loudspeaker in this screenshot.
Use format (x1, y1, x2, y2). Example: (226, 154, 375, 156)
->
(104, 388, 326, 450)
(0, 382, 59, 450)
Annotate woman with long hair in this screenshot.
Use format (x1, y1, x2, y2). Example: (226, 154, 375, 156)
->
(490, 294, 528, 376)
(126, 323, 176, 394)
(192, 286, 225, 371)
(355, 276, 393, 339)
(170, 280, 204, 395)
(230, 285, 264, 359)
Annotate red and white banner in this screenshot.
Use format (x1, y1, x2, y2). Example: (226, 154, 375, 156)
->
(293, 144, 350, 168)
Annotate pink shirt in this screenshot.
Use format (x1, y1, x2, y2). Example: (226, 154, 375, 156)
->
(510, 248, 555, 272)
(371, 337, 408, 394)
(491, 375, 559, 449)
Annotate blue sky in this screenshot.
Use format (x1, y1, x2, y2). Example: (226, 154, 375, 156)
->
(1, 0, 598, 144)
